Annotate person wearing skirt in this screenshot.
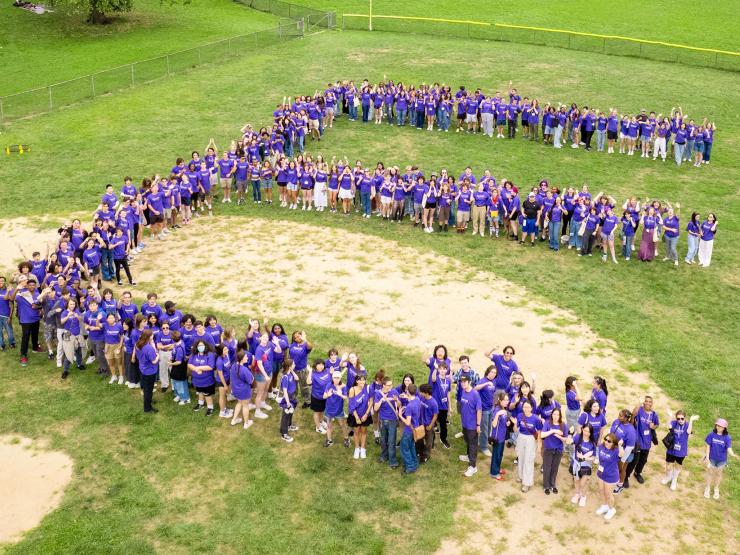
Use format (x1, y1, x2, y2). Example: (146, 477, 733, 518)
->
(314, 163, 328, 212)
(638, 207, 661, 262)
(698, 213, 718, 267)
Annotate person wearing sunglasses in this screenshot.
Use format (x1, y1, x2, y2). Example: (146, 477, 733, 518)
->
(662, 410, 699, 491)
(595, 433, 620, 519)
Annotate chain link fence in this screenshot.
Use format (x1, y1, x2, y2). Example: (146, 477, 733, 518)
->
(0, 0, 338, 124)
(341, 15, 740, 73)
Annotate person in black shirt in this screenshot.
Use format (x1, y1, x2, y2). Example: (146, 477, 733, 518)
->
(521, 193, 541, 246)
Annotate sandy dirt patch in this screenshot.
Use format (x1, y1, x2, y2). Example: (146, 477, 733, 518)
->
(0, 436, 73, 544)
(129, 215, 734, 554)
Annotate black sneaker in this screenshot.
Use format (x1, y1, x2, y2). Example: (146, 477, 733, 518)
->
(441, 439, 451, 449)
(193, 403, 204, 412)
(302, 401, 311, 409)
(374, 437, 381, 445)
(343, 438, 350, 448)
(552, 487, 558, 494)
(205, 408, 213, 416)
(9, 343, 16, 349)
(324, 439, 334, 447)
(61, 370, 69, 380)
(613, 485, 624, 494)
(544, 488, 551, 495)
(635, 474, 645, 484)
(48, 352, 54, 360)
(146, 408, 159, 414)
(0, 346, 5, 352)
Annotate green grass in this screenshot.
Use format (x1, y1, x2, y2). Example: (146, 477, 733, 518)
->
(304, 0, 740, 52)
(0, 0, 278, 95)
(0, 305, 460, 555)
(0, 24, 738, 552)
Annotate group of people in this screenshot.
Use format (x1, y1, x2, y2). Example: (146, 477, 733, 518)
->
(274, 79, 718, 167)
(0, 270, 735, 518)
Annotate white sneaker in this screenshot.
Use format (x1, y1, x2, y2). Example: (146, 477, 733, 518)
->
(319, 421, 328, 430)
(604, 508, 617, 520)
(219, 410, 229, 418)
(661, 474, 672, 485)
(579, 496, 587, 507)
(127, 382, 136, 389)
(670, 481, 677, 491)
(360, 448, 367, 459)
(281, 434, 294, 443)
(595, 505, 609, 515)
(354, 448, 360, 459)
(458, 455, 469, 463)
(231, 417, 243, 426)
(108, 376, 117, 384)
(704, 487, 711, 498)
(243, 420, 253, 430)
(571, 494, 580, 504)
(464, 466, 478, 477)
(227, 393, 236, 402)
(713, 489, 720, 499)
(454, 432, 464, 439)
(118, 376, 125, 385)
(288, 425, 299, 432)
(267, 391, 276, 400)
(260, 402, 272, 411)
(481, 449, 493, 457)
(178, 399, 190, 405)
(87, 356, 97, 364)
(254, 410, 268, 419)
(248, 403, 256, 410)
(315, 427, 327, 435)
(173, 396, 181, 403)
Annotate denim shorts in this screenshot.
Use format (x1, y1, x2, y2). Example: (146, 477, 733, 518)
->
(287, 183, 298, 192)
(709, 459, 727, 469)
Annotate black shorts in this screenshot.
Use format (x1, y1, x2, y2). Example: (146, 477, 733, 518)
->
(347, 413, 371, 428)
(310, 396, 326, 412)
(607, 130, 618, 140)
(666, 453, 685, 465)
(570, 465, 592, 477)
(425, 202, 437, 210)
(277, 182, 287, 188)
(150, 214, 164, 224)
(522, 120, 529, 128)
(143, 209, 151, 226)
(457, 113, 465, 121)
(195, 384, 215, 396)
(182, 197, 191, 206)
(199, 192, 206, 201)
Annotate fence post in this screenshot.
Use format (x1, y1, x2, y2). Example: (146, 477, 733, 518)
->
(91, 74, 96, 98)
(131, 64, 135, 86)
(48, 86, 53, 112)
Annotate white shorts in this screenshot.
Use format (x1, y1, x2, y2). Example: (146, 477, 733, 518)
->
(338, 188, 354, 200)
(309, 119, 319, 130)
(380, 196, 392, 205)
(466, 113, 477, 123)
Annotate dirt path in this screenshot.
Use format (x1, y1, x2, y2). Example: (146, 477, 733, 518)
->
(0, 436, 73, 544)
(129, 216, 733, 555)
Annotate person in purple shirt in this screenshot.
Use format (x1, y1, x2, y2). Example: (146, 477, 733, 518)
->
(684, 211, 701, 264)
(348, 373, 372, 458)
(610, 409, 637, 493)
(474, 366, 496, 455)
(374, 377, 400, 468)
(134, 329, 159, 413)
(323, 371, 349, 448)
(698, 213, 718, 267)
(458, 376, 482, 477)
(431, 362, 453, 449)
(230, 349, 255, 430)
(488, 392, 509, 480)
(102, 312, 124, 384)
(289, 330, 313, 406)
(418, 383, 439, 463)
(0, 276, 16, 351)
(278, 359, 299, 443)
(541, 408, 571, 494)
(624, 396, 660, 488)
(188, 339, 216, 416)
(398, 383, 421, 473)
(600, 207, 619, 264)
(660, 206, 680, 266)
(511, 399, 541, 491)
(7, 277, 43, 365)
(703, 418, 736, 499)
(578, 399, 608, 443)
(661, 410, 699, 491)
(596, 433, 620, 519)
(548, 196, 568, 251)
(168, 330, 190, 405)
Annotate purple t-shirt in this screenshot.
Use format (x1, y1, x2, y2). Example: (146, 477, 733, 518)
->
(420, 396, 439, 427)
(666, 420, 690, 458)
(137, 343, 158, 376)
(597, 445, 620, 483)
(231, 363, 254, 401)
(189, 352, 215, 387)
(490, 408, 509, 443)
(374, 389, 400, 421)
(700, 221, 716, 241)
(517, 413, 543, 436)
(490, 354, 518, 390)
(706, 432, 731, 463)
(542, 421, 568, 451)
(634, 407, 659, 450)
(579, 411, 607, 440)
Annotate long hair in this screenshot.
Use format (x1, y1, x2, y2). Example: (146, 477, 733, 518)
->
(135, 329, 152, 351)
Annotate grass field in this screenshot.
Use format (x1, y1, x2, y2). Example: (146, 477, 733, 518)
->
(305, 0, 740, 52)
(0, 9, 739, 555)
(0, 0, 278, 95)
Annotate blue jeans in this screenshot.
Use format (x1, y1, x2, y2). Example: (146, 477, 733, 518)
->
(489, 440, 506, 476)
(409, 109, 416, 127)
(622, 233, 634, 259)
(685, 234, 699, 262)
(549, 221, 562, 250)
(674, 143, 685, 165)
(298, 134, 305, 152)
(101, 248, 114, 280)
(704, 142, 713, 162)
(172, 379, 190, 402)
(380, 419, 398, 466)
(285, 139, 294, 158)
(404, 195, 414, 217)
(569, 221, 582, 249)
(478, 409, 492, 451)
(361, 191, 371, 216)
(349, 104, 358, 121)
(361, 104, 370, 122)
(385, 104, 393, 124)
(685, 140, 695, 160)
(416, 110, 424, 129)
(252, 181, 261, 202)
(0, 315, 15, 347)
(397, 109, 406, 126)
(400, 431, 418, 472)
(596, 129, 606, 151)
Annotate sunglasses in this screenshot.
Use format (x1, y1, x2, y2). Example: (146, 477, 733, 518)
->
(604, 440, 613, 445)
(677, 417, 685, 421)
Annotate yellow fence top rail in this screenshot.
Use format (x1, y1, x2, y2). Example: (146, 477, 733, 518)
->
(342, 13, 740, 57)
(343, 13, 491, 26)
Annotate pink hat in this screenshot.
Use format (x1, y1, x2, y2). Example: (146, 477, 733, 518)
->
(715, 418, 728, 428)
